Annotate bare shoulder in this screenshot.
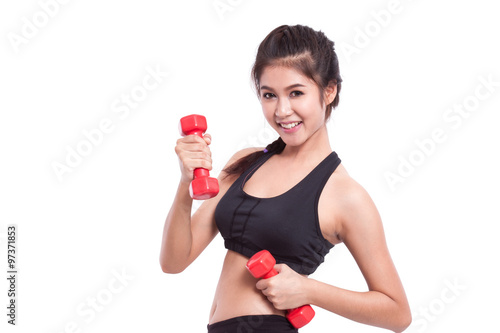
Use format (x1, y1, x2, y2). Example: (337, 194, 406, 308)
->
(330, 164, 373, 207)
(228, 147, 263, 164)
(218, 147, 263, 184)
(339, 167, 381, 239)
(319, 163, 380, 243)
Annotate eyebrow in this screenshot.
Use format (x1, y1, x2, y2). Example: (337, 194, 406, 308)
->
(260, 83, 306, 91)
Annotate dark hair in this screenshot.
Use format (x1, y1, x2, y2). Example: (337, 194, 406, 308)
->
(223, 24, 342, 178)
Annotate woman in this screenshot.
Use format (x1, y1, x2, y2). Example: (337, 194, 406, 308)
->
(160, 24, 411, 332)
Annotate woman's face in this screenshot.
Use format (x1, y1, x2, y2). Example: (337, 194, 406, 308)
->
(259, 66, 335, 148)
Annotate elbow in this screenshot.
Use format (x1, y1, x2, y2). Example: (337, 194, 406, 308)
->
(401, 312, 413, 333)
(392, 308, 412, 333)
(161, 264, 185, 274)
(159, 256, 186, 274)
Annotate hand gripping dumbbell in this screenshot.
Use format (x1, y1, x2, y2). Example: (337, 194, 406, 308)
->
(179, 114, 219, 200)
(246, 250, 315, 329)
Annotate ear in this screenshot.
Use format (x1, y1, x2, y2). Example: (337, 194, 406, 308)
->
(324, 82, 338, 105)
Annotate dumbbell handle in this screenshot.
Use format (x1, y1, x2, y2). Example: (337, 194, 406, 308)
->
(246, 250, 315, 328)
(193, 168, 209, 179)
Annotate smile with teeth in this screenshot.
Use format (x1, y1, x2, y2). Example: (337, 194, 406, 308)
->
(278, 121, 302, 129)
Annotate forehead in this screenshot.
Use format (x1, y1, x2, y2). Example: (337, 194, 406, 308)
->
(260, 66, 314, 89)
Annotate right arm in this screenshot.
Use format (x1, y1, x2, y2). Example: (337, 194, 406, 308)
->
(159, 132, 258, 273)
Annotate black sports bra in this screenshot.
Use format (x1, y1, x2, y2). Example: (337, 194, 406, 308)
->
(214, 149, 341, 275)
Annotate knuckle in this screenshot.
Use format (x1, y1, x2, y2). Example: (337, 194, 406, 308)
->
(175, 147, 185, 160)
(192, 135, 204, 144)
(205, 151, 212, 161)
(182, 135, 194, 144)
(201, 159, 211, 170)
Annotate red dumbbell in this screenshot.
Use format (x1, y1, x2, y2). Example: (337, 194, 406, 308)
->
(179, 114, 219, 200)
(246, 250, 315, 329)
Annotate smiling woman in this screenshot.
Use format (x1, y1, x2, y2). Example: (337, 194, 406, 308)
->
(259, 66, 336, 147)
(161, 24, 412, 333)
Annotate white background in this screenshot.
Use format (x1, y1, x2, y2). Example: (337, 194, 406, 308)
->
(1, 0, 499, 332)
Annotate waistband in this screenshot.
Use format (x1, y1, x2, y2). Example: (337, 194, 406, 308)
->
(207, 314, 298, 332)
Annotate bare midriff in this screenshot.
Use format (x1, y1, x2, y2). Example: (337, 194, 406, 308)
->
(208, 250, 286, 325)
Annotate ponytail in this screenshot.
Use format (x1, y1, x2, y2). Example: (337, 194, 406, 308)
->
(222, 137, 285, 178)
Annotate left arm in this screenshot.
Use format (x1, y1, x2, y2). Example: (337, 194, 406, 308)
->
(257, 182, 411, 332)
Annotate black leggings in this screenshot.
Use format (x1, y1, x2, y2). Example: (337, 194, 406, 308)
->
(207, 315, 298, 333)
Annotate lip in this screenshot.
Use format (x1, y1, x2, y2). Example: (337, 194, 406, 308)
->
(277, 121, 302, 134)
(277, 120, 302, 124)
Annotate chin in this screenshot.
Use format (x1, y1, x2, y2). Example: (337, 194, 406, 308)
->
(280, 136, 305, 148)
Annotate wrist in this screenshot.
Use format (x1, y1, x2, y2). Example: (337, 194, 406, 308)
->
(175, 180, 193, 208)
(302, 276, 317, 306)
(179, 178, 191, 187)
(177, 179, 191, 193)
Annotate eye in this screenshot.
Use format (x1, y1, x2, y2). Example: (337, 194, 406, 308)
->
(262, 92, 275, 99)
(290, 91, 303, 97)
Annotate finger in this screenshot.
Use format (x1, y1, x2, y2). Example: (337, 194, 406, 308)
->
(177, 139, 211, 155)
(274, 264, 285, 273)
(203, 134, 212, 145)
(184, 151, 213, 164)
(255, 279, 268, 291)
(180, 134, 208, 144)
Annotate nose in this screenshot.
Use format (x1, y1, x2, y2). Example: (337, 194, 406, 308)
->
(275, 98, 292, 117)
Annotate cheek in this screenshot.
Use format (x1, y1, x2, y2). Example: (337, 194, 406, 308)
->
(299, 94, 320, 109)
(302, 104, 326, 129)
(262, 102, 275, 120)
(299, 98, 323, 118)
(299, 99, 315, 111)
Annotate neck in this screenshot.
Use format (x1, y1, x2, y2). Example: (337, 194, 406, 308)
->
(280, 124, 332, 161)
